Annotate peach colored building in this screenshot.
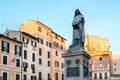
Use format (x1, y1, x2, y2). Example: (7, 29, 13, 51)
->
(0, 34, 22, 80)
(19, 19, 66, 80)
(4, 30, 39, 80)
(90, 54, 112, 80)
(50, 31, 66, 80)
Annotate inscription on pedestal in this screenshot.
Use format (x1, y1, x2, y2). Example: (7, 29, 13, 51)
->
(66, 67, 80, 77)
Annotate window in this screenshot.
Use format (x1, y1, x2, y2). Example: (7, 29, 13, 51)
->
(48, 51, 50, 58)
(61, 38, 64, 42)
(62, 63, 64, 68)
(105, 72, 107, 79)
(62, 74, 64, 80)
(16, 74, 20, 80)
(55, 72, 58, 80)
(2, 41, 9, 53)
(46, 41, 49, 46)
(3, 72, 7, 80)
(23, 37, 28, 47)
(38, 27, 42, 32)
(55, 61, 59, 67)
(60, 45, 63, 50)
(54, 42, 58, 48)
(32, 53, 35, 62)
(47, 32, 50, 36)
(23, 74, 27, 80)
(39, 58, 42, 65)
(31, 76, 36, 80)
(49, 43, 51, 48)
(31, 41, 36, 47)
(39, 72, 42, 80)
(114, 68, 117, 71)
(23, 62, 28, 72)
(99, 73, 102, 79)
(48, 61, 50, 67)
(23, 37, 29, 44)
(31, 64, 35, 73)
(56, 51, 58, 56)
(38, 38, 43, 44)
(94, 73, 97, 79)
(99, 57, 102, 61)
(16, 59, 20, 67)
(90, 72, 92, 77)
(15, 45, 21, 56)
(3, 55, 7, 65)
(24, 50, 27, 59)
(46, 42, 51, 48)
(55, 34, 58, 39)
(39, 48, 42, 56)
(99, 64, 102, 69)
(48, 73, 50, 80)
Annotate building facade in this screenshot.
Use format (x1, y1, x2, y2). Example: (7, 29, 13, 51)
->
(0, 34, 22, 80)
(50, 31, 66, 80)
(19, 19, 66, 80)
(4, 30, 39, 80)
(84, 34, 112, 80)
(90, 54, 111, 80)
(110, 55, 120, 80)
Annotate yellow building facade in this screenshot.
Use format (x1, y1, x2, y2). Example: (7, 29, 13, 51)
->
(84, 34, 111, 57)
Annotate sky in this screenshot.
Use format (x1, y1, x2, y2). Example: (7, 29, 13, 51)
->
(0, 0, 120, 55)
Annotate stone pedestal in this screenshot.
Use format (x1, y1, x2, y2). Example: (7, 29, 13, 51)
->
(62, 46, 91, 80)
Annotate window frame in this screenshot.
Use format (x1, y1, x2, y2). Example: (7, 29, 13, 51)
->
(2, 41, 9, 53)
(39, 58, 42, 65)
(48, 61, 50, 67)
(16, 58, 20, 67)
(48, 51, 50, 58)
(32, 53, 35, 62)
(2, 71, 8, 80)
(15, 45, 21, 56)
(94, 73, 97, 79)
(104, 72, 108, 79)
(24, 50, 27, 59)
(39, 48, 42, 56)
(2, 55, 8, 65)
(15, 73, 20, 80)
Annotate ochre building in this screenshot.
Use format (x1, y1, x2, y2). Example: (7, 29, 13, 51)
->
(19, 20, 66, 80)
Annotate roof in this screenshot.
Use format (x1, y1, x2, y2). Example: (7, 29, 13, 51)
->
(27, 19, 66, 40)
(52, 31, 66, 40)
(21, 31, 37, 40)
(0, 34, 22, 44)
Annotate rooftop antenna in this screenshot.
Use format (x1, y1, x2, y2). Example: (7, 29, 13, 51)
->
(0, 24, 4, 34)
(5, 17, 9, 31)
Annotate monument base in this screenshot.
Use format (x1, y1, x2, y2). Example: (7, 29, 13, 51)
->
(63, 48, 91, 80)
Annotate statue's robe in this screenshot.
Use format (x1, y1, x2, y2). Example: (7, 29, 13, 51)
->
(72, 14, 85, 46)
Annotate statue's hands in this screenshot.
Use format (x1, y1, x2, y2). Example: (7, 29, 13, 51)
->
(72, 16, 82, 26)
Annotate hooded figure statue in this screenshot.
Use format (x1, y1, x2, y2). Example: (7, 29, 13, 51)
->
(72, 9, 85, 47)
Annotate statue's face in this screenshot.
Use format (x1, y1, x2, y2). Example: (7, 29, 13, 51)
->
(75, 10, 80, 15)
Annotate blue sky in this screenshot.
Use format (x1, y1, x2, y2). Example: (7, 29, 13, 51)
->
(0, 0, 120, 55)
